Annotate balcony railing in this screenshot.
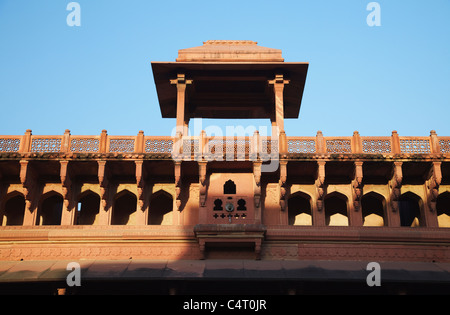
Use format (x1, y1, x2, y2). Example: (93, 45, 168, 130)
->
(0, 129, 448, 157)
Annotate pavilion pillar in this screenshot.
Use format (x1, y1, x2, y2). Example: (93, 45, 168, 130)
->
(170, 74, 193, 137)
(268, 74, 290, 137)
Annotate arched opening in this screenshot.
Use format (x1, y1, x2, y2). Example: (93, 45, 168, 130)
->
(112, 190, 137, 225)
(2, 194, 25, 226)
(324, 192, 348, 226)
(224, 180, 236, 194)
(213, 199, 223, 211)
(399, 192, 422, 227)
(148, 190, 173, 225)
(361, 192, 386, 227)
(37, 193, 63, 226)
(288, 192, 312, 226)
(76, 191, 100, 225)
(237, 199, 247, 211)
(436, 192, 450, 228)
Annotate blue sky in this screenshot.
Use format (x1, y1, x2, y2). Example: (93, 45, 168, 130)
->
(0, 0, 449, 137)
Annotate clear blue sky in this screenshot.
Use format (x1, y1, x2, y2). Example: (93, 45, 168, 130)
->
(0, 0, 449, 137)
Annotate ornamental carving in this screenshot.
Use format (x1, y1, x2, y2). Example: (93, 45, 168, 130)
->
(400, 139, 431, 154)
(362, 139, 391, 154)
(0, 138, 20, 152)
(287, 139, 316, 153)
(31, 138, 61, 153)
(70, 138, 99, 153)
(326, 139, 351, 154)
(109, 139, 135, 153)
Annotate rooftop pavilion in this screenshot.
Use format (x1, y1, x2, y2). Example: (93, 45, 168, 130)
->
(151, 40, 309, 136)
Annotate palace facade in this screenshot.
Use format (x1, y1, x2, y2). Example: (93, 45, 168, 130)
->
(0, 41, 449, 294)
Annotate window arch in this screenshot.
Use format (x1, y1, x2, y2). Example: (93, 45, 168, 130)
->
(224, 180, 236, 194)
(76, 190, 100, 225)
(37, 192, 63, 226)
(436, 192, 450, 228)
(288, 192, 312, 226)
(324, 192, 348, 226)
(2, 193, 25, 226)
(399, 192, 422, 227)
(148, 190, 173, 225)
(112, 190, 137, 225)
(361, 192, 386, 227)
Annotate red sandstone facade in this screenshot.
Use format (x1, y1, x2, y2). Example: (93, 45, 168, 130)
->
(0, 41, 449, 293)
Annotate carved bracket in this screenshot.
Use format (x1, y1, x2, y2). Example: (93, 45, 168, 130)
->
(426, 162, 442, 213)
(352, 161, 363, 212)
(315, 161, 326, 212)
(175, 162, 182, 211)
(98, 160, 110, 211)
(20, 160, 37, 212)
(279, 160, 287, 211)
(389, 162, 403, 213)
(135, 160, 145, 211)
(60, 160, 73, 210)
(253, 162, 262, 208)
(199, 161, 207, 207)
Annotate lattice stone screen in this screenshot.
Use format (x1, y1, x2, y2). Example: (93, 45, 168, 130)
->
(400, 139, 431, 154)
(326, 139, 351, 153)
(287, 139, 316, 153)
(31, 138, 61, 153)
(439, 139, 450, 154)
(0, 138, 21, 152)
(109, 139, 135, 153)
(70, 138, 100, 153)
(362, 139, 392, 154)
(145, 139, 173, 153)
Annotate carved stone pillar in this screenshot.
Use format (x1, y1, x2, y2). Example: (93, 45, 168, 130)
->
(268, 74, 290, 136)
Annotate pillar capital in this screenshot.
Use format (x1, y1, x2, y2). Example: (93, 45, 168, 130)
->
(170, 73, 193, 86)
(268, 74, 290, 86)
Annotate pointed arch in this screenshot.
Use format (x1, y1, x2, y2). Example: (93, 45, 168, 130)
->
(112, 189, 137, 225)
(288, 191, 312, 226)
(436, 192, 450, 228)
(76, 190, 100, 225)
(399, 191, 423, 227)
(2, 192, 25, 226)
(148, 190, 173, 225)
(37, 191, 63, 226)
(324, 191, 348, 226)
(361, 191, 386, 227)
(224, 180, 236, 194)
